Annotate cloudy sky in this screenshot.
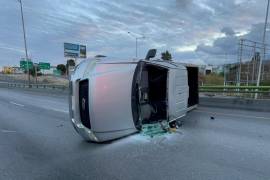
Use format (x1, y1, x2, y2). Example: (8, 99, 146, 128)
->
(1, 0, 270, 66)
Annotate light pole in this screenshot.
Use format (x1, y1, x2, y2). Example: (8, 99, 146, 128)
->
(17, 0, 30, 84)
(128, 32, 145, 58)
(255, 0, 270, 99)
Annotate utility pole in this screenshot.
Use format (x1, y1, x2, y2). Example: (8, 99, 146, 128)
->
(224, 53, 228, 86)
(17, 0, 30, 84)
(237, 39, 243, 86)
(128, 32, 145, 59)
(252, 42, 256, 83)
(34, 63, 38, 84)
(256, 0, 270, 99)
(136, 38, 138, 58)
(224, 66, 226, 86)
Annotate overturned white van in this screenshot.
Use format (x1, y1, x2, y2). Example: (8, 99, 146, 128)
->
(69, 50, 198, 142)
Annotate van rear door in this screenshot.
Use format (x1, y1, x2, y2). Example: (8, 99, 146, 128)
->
(168, 67, 188, 122)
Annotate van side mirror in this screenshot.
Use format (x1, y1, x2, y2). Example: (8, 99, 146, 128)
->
(145, 49, 157, 60)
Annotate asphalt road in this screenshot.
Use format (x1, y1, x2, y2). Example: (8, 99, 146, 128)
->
(1, 88, 270, 180)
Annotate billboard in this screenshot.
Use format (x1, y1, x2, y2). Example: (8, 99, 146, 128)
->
(64, 43, 87, 58)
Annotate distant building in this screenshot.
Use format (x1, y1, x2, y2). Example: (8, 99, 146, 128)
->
(3, 67, 15, 74)
(12, 66, 24, 74)
(199, 65, 223, 75)
(2, 66, 24, 74)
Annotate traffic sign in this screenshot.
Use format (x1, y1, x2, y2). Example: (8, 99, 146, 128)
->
(64, 43, 87, 58)
(53, 69, 61, 76)
(20, 60, 33, 70)
(38, 62, 50, 70)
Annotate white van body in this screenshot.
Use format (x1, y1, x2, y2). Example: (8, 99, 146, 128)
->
(69, 59, 195, 142)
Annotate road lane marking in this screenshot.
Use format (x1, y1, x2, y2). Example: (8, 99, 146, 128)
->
(194, 109, 270, 120)
(49, 108, 69, 114)
(1, 129, 17, 133)
(9, 101, 25, 107)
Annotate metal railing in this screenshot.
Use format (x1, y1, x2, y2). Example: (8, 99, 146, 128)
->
(200, 86, 270, 99)
(200, 86, 270, 94)
(0, 82, 68, 91)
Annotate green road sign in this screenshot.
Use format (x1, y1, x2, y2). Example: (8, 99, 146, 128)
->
(20, 60, 33, 70)
(53, 69, 61, 76)
(38, 62, 50, 70)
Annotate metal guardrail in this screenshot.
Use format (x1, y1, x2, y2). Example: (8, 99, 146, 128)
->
(0, 82, 68, 91)
(200, 86, 270, 94)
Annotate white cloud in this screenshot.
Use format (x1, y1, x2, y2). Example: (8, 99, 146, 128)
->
(0, 0, 268, 66)
(196, 0, 215, 14)
(175, 45, 197, 52)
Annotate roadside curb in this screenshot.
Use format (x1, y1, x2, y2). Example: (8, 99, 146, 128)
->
(199, 96, 270, 112)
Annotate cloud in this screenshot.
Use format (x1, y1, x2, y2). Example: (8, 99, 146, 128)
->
(175, 45, 197, 52)
(221, 27, 235, 36)
(0, 0, 269, 66)
(192, 22, 270, 65)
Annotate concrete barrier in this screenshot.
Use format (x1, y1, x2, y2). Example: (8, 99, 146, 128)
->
(200, 96, 270, 112)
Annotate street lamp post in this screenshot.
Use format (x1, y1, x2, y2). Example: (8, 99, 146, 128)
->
(17, 0, 30, 84)
(136, 37, 138, 58)
(255, 0, 270, 99)
(128, 32, 145, 58)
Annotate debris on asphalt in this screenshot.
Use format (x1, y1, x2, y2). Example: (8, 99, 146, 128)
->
(210, 116, 215, 120)
(141, 121, 180, 138)
(169, 127, 177, 133)
(176, 120, 183, 127)
(169, 121, 177, 128)
(141, 122, 169, 138)
(57, 124, 64, 127)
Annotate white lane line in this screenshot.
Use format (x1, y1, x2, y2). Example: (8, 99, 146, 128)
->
(1, 129, 17, 133)
(194, 109, 270, 120)
(49, 108, 69, 114)
(9, 101, 25, 107)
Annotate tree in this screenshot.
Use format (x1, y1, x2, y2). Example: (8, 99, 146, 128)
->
(24, 66, 40, 77)
(57, 64, 66, 75)
(161, 50, 172, 61)
(66, 59, 75, 67)
(66, 59, 76, 76)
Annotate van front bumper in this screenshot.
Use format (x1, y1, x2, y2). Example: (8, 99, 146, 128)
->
(71, 117, 99, 142)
